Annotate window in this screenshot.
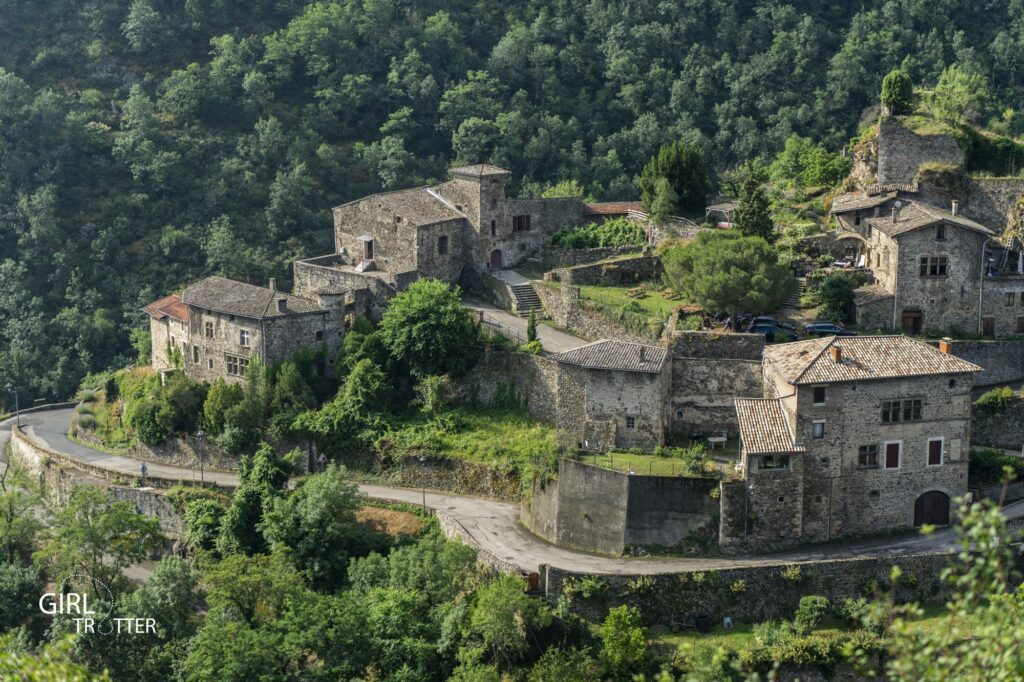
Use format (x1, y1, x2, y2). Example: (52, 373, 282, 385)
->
(927, 438, 943, 466)
(811, 420, 825, 439)
(512, 215, 531, 232)
(1007, 292, 1016, 307)
(854, 210, 861, 226)
(869, 490, 880, 499)
(858, 445, 879, 469)
(207, 358, 214, 370)
(760, 454, 790, 470)
(1018, 316, 1024, 334)
(169, 334, 175, 347)
(884, 441, 901, 469)
(866, 224, 873, 237)
(192, 346, 199, 364)
(936, 224, 945, 241)
(226, 355, 241, 376)
(315, 330, 323, 341)
(625, 416, 636, 429)
(919, 256, 948, 277)
(438, 235, 449, 255)
(205, 321, 214, 338)
(239, 330, 250, 347)
(812, 386, 826, 405)
(490, 220, 496, 236)
(881, 399, 922, 423)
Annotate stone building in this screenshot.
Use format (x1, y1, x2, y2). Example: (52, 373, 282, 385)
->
(294, 164, 591, 316)
(723, 335, 980, 550)
(144, 276, 348, 383)
(830, 192, 1024, 336)
(551, 340, 670, 451)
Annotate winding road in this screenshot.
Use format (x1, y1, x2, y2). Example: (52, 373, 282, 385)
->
(4, 408, 1022, 576)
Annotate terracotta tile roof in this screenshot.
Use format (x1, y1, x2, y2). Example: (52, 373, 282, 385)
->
(865, 200, 994, 237)
(829, 191, 896, 214)
(866, 182, 917, 195)
(763, 335, 981, 385)
(583, 201, 643, 215)
(554, 340, 667, 373)
(143, 294, 188, 322)
(182, 276, 325, 319)
(735, 398, 805, 455)
(448, 163, 511, 177)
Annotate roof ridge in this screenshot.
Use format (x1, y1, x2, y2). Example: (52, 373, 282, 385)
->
(789, 336, 836, 384)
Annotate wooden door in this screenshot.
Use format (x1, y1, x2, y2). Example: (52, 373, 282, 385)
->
(489, 249, 503, 269)
(885, 442, 900, 469)
(982, 316, 995, 337)
(914, 491, 950, 526)
(901, 311, 922, 335)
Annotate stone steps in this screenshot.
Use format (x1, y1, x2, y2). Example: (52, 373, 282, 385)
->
(783, 277, 805, 308)
(510, 283, 542, 316)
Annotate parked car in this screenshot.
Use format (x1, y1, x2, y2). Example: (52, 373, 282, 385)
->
(804, 322, 857, 337)
(748, 316, 797, 332)
(748, 323, 798, 342)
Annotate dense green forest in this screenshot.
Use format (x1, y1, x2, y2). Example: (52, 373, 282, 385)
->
(4, 0, 1024, 403)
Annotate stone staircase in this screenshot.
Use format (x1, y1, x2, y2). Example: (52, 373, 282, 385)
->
(783, 277, 805, 308)
(510, 283, 542, 316)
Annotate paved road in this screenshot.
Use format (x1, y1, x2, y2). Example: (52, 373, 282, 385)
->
(463, 296, 588, 354)
(5, 408, 1024, 575)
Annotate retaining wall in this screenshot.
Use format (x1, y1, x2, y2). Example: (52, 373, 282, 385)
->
(541, 246, 643, 269)
(972, 399, 1024, 451)
(534, 282, 658, 344)
(543, 253, 663, 286)
(521, 459, 719, 555)
(540, 550, 970, 627)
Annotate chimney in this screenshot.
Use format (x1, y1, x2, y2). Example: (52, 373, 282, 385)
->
(269, 277, 277, 292)
(951, 200, 959, 216)
(938, 338, 953, 354)
(829, 346, 842, 363)
(277, 298, 287, 313)
(891, 206, 898, 223)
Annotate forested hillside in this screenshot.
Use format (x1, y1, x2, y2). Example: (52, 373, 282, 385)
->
(3, 0, 1024, 403)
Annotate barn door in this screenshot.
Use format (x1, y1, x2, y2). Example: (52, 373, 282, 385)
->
(914, 491, 950, 526)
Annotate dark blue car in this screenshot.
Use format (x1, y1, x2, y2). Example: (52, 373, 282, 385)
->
(803, 322, 857, 337)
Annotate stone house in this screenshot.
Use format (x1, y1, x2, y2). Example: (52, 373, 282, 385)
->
(724, 335, 980, 550)
(551, 340, 670, 451)
(144, 276, 347, 383)
(830, 192, 1024, 336)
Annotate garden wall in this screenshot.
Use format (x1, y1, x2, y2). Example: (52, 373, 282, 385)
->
(925, 338, 1024, 386)
(386, 454, 524, 503)
(540, 246, 642, 269)
(543, 253, 663, 286)
(534, 282, 657, 344)
(540, 549, 966, 627)
(521, 458, 719, 555)
(461, 350, 560, 422)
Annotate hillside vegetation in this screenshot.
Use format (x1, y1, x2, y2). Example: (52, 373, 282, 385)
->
(4, 0, 1024, 401)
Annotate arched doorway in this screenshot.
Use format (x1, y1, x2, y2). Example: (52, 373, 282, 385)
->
(914, 491, 950, 526)
(489, 249, 503, 269)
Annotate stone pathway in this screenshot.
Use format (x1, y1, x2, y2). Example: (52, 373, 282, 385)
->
(463, 296, 588, 353)
(6, 408, 1024, 576)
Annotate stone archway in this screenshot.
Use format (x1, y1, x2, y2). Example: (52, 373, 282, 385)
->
(914, 490, 950, 526)
(489, 249, 503, 269)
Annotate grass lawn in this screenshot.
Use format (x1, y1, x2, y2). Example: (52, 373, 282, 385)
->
(578, 282, 683, 319)
(576, 450, 725, 478)
(380, 408, 557, 472)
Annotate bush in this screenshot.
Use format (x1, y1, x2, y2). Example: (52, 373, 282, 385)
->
(599, 605, 648, 677)
(77, 414, 96, 430)
(183, 499, 226, 551)
(975, 386, 1018, 413)
(127, 399, 172, 445)
(215, 424, 259, 456)
(752, 620, 794, 647)
(793, 595, 830, 635)
(519, 340, 543, 355)
(550, 218, 646, 249)
(969, 448, 1024, 487)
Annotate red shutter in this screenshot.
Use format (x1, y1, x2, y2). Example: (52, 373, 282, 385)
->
(928, 440, 942, 465)
(885, 442, 900, 469)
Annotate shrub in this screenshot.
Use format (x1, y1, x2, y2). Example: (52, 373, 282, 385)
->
(183, 498, 226, 551)
(881, 69, 913, 115)
(77, 389, 97, 404)
(975, 386, 1018, 413)
(678, 314, 702, 331)
(77, 414, 96, 430)
(969, 448, 1024, 487)
(127, 399, 172, 445)
(550, 218, 646, 249)
(519, 340, 543, 355)
(599, 605, 648, 676)
(779, 565, 803, 583)
(729, 579, 747, 593)
(752, 620, 794, 647)
(793, 595, 830, 635)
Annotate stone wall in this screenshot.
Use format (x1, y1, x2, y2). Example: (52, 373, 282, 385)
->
(972, 399, 1024, 450)
(72, 425, 238, 472)
(294, 255, 396, 321)
(540, 550, 963, 627)
(385, 455, 523, 503)
(925, 338, 1024, 386)
(544, 253, 663, 286)
(461, 351, 560, 423)
(667, 331, 765, 438)
(540, 246, 642, 269)
(521, 459, 720, 555)
(877, 118, 964, 185)
(919, 175, 1024, 234)
(534, 282, 657, 344)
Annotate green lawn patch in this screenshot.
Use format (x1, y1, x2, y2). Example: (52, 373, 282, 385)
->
(579, 282, 681, 318)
